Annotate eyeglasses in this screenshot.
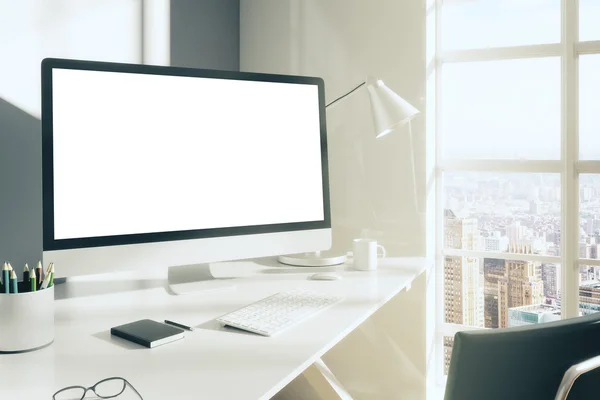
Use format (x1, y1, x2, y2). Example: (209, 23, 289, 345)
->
(53, 377, 143, 400)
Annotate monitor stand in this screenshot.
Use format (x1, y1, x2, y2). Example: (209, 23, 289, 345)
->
(277, 251, 346, 267)
(167, 264, 236, 295)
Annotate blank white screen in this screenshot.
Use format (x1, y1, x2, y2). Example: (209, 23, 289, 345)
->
(51, 69, 325, 240)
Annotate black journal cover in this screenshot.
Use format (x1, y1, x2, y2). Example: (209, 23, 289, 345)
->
(111, 319, 185, 348)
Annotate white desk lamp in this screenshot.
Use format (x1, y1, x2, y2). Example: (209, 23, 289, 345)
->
(278, 76, 420, 267)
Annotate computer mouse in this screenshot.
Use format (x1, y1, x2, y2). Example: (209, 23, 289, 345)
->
(309, 273, 342, 281)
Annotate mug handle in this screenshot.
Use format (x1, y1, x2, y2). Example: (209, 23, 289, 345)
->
(377, 245, 386, 259)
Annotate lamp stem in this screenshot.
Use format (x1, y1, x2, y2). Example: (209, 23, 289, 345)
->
(326, 81, 366, 108)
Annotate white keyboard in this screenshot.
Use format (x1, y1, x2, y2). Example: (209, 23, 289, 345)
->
(217, 288, 343, 337)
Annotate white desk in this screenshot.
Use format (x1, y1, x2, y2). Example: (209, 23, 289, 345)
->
(0, 257, 427, 400)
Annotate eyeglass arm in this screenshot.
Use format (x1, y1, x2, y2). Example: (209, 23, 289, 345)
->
(554, 354, 600, 400)
(124, 379, 144, 399)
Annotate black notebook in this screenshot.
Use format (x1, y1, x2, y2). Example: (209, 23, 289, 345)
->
(111, 319, 185, 348)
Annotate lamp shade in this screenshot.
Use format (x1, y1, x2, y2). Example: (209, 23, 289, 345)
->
(366, 76, 419, 139)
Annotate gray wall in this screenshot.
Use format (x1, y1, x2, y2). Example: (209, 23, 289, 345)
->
(0, 0, 240, 278)
(0, 99, 42, 273)
(170, 0, 240, 70)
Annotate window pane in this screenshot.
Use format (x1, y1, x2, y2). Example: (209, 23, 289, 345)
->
(579, 269, 600, 315)
(443, 172, 561, 342)
(444, 172, 561, 255)
(580, 0, 600, 42)
(442, 0, 560, 51)
(579, 175, 600, 260)
(442, 58, 560, 160)
(579, 55, 600, 160)
(444, 256, 560, 326)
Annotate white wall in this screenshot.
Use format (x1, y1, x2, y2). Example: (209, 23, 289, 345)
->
(0, 0, 142, 118)
(241, 0, 426, 258)
(241, 1, 428, 398)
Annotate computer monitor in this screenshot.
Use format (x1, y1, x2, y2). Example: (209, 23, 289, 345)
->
(41, 58, 331, 293)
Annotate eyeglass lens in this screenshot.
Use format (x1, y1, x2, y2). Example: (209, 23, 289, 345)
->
(94, 378, 127, 398)
(54, 387, 86, 400)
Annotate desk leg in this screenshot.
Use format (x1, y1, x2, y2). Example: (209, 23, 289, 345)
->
(303, 358, 353, 400)
(321, 271, 427, 399)
(274, 272, 426, 399)
(272, 358, 352, 400)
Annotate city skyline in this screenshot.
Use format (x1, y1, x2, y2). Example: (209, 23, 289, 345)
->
(444, 173, 600, 333)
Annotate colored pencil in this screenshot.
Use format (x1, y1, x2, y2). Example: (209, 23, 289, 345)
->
(2, 263, 9, 294)
(40, 264, 53, 290)
(30, 269, 37, 292)
(23, 264, 30, 292)
(48, 264, 55, 288)
(9, 270, 17, 294)
(0, 262, 5, 286)
(35, 261, 43, 290)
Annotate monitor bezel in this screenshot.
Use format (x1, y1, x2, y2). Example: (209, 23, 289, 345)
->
(41, 58, 331, 251)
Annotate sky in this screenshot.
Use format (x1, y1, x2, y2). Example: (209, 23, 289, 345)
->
(441, 0, 600, 160)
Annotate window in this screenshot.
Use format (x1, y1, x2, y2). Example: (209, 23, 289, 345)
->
(580, 0, 600, 42)
(579, 56, 600, 160)
(441, 0, 560, 50)
(432, 0, 600, 386)
(442, 59, 561, 160)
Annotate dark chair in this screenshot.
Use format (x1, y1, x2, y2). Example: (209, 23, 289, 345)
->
(444, 312, 600, 400)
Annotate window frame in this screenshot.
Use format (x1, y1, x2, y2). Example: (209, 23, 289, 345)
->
(433, 0, 600, 386)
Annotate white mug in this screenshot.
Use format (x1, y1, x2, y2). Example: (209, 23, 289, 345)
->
(353, 239, 386, 271)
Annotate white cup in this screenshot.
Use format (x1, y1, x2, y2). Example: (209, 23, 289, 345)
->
(352, 239, 386, 271)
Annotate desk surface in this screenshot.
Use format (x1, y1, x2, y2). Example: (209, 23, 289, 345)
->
(0, 257, 427, 400)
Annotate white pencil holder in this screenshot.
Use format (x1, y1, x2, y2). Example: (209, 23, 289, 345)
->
(0, 285, 54, 353)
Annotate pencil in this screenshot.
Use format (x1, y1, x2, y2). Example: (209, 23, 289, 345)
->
(30, 269, 37, 292)
(23, 264, 30, 292)
(2, 263, 9, 294)
(40, 265, 52, 290)
(0, 262, 5, 286)
(9, 270, 17, 294)
(35, 261, 43, 290)
(48, 264, 55, 288)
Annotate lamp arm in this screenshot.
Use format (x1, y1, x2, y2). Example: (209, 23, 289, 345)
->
(326, 81, 366, 108)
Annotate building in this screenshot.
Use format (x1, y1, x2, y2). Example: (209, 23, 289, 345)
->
(580, 265, 596, 283)
(462, 257, 484, 327)
(444, 209, 462, 249)
(581, 186, 593, 202)
(541, 263, 560, 301)
(584, 217, 600, 236)
(444, 210, 485, 327)
(591, 244, 598, 260)
(580, 241, 591, 259)
(529, 200, 538, 215)
(444, 336, 454, 376)
(507, 221, 526, 243)
(579, 280, 600, 315)
(483, 258, 505, 328)
(444, 256, 463, 324)
(507, 304, 561, 327)
(444, 255, 484, 327)
(498, 260, 545, 328)
(484, 232, 508, 252)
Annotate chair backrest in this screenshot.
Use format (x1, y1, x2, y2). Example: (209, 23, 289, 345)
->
(444, 312, 600, 400)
